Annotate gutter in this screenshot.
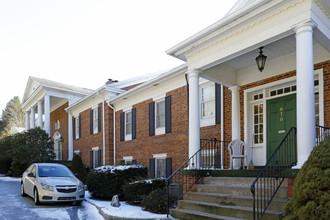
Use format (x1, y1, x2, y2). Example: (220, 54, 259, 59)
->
(96, 92, 106, 166)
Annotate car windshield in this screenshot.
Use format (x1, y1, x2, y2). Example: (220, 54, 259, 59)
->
(38, 166, 74, 177)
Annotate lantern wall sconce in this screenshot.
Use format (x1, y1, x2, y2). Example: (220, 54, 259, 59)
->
(255, 47, 267, 72)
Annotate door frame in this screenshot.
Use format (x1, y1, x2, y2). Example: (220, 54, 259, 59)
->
(243, 68, 323, 166)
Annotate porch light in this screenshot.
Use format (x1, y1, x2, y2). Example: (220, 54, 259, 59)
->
(255, 47, 267, 72)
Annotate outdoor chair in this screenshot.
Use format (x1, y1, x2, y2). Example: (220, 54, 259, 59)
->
(228, 139, 247, 169)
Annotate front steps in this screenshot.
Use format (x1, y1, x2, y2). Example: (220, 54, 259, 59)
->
(170, 177, 288, 220)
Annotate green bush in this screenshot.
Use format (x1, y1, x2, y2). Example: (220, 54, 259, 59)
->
(123, 178, 165, 204)
(141, 188, 169, 214)
(86, 165, 147, 200)
(0, 136, 12, 174)
(70, 154, 88, 184)
(284, 136, 330, 220)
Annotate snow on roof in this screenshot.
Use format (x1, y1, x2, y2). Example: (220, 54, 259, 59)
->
(225, 0, 258, 16)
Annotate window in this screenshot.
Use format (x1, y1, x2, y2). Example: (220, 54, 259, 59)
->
(90, 148, 101, 169)
(155, 158, 166, 178)
(90, 107, 101, 135)
(125, 110, 132, 140)
(201, 84, 215, 118)
(75, 116, 80, 139)
(121, 156, 136, 165)
(253, 104, 264, 144)
(55, 120, 60, 130)
(155, 100, 165, 135)
(149, 154, 172, 178)
(93, 108, 98, 134)
(120, 108, 136, 141)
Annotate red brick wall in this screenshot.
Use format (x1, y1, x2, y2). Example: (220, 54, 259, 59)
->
(50, 102, 69, 159)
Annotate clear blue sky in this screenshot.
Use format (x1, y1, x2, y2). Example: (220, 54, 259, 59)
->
(0, 0, 236, 112)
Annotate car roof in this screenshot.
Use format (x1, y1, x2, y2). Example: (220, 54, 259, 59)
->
(35, 163, 66, 167)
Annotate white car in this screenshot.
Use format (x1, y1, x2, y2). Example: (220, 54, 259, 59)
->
(21, 163, 85, 205)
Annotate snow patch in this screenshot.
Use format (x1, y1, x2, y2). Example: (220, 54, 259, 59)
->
(130, 177, 165, 185)
(30, 208, 71, 220)
(0, 176, 21, 182)
(94, 165, 146, 173)
(78, 201, 104, 220)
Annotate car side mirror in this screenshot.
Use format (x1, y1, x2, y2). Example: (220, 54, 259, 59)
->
(27, 173, 35, 178)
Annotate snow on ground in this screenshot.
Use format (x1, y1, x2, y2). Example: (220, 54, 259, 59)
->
(30, 208, 71, 220)
(85, 191, 169, 219)
(78, 201, 104, 220)
(0, 176, 21, 182)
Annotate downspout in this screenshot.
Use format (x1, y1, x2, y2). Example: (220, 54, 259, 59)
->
(221, 85, 224, 169)
(96, 92, 106, 166)
(107, 102, 116, 165)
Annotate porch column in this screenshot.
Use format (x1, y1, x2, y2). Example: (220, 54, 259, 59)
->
(188, 69, 201, 168)
(30, 107, 35, 129)
(230, 86, 241, 140)
(44, 95, 51, 135)
(68, 113, 73, 161)
(294, 21, 316, 168)
(25, 111, 30, 130)
(37, 101, 43, 128)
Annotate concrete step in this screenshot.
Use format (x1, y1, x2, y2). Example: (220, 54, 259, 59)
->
(196, 184, 288, 198)
(170, 208, 246, 220)
(177, 200, 283, 220)
(203, 177, 288, 187)
(185, 191, 288, 211)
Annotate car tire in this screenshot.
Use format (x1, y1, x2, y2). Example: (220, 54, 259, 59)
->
(20, 182, 26, 197)
(34, 188, 40, 205)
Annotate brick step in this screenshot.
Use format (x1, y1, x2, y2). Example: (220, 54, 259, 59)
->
(203, 177, 288, 187)
(177, 200, 283, 220)
(170, 208, 246, 220)
(196, 184, 288, 198)
(185, 191, 288, 211)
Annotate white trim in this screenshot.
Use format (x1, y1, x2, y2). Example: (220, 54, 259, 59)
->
(155, 99, 166, 136)
(152, 94, 166, 102)
(123, 156, 133, 161)
(124, 110, 132, 141)
(153, 153, 167, 159)
(199, 82, 216, 127)
(123, 106, 132, 112)
(92, 146, 99, 151)
(74, 150, 80, 154)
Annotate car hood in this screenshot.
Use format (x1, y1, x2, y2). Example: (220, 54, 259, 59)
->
(38, 177, 79, 186)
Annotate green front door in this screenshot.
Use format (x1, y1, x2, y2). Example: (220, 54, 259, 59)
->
(266, 94, 296, 160)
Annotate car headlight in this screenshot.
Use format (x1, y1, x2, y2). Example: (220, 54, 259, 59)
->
(40, 181, 54, 192)
(78, 182, 85, 191)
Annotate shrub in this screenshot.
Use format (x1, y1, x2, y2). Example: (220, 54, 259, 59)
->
(86, 165, 147, 200)
(141, 188, 169, 214)
(70, 154, 88, 183)
(0, 136, 12, 174)
(123, 178, 165, 204)
(284, 136, 330, 220)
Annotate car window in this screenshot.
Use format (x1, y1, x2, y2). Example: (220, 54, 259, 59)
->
(31, 166, 36, 176)
(38, 166, 74, 177)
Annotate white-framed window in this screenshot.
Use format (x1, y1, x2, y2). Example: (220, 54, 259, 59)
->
(123, 156, 134, 165)
(55, 120, 60, 130)
(75, 116, 80, 139)
(200, 83, 215, 127)
(91, 147, 101, 168)
(125, 110, 132, 140)
(93, 108, 98, 134)
(155, 99, 165, 135)
(153, 153, 167, 178)
(253, 103, 264, 144)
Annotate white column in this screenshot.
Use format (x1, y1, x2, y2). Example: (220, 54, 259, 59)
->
(294, 21, 316, 168)
(230, 86, 241, 169)
(37, 101, 43, 127)
(30, 107, 35, 128)
(44, 95, 51, 135)
(68, 113, 73, 161)
(188, 69, 201, 168)
(25, 111, 30, 130)
(230, 86, 241, 140)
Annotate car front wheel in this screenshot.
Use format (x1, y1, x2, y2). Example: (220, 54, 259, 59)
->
(34, 188, 40, 205)
(20, 182, 26, 197)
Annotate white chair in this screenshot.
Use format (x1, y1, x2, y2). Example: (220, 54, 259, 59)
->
(228, 139, 247, 169)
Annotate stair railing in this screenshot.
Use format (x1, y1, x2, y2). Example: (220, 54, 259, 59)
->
(250, 127, 297, 220)
(166, 138, 226, 217)
(316, 125, 330, 145)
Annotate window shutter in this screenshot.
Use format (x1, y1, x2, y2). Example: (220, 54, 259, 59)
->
(72, 117, 76, 140)
(149, 159, 155, 178)
(98, 106, 101, 133)
(132, 160, 137, 165)
(90, 110, 93, 135)
(120, 160, 125, 165)
(215, 83, 221, 124)
(120, 112, 124, 141)
(98, 150, 102, 166)
(132, 108, 136, 139)
(149, 102, 155, 136)
(166, 158, 172, 178)
(165, 96, 171, 133)
(90, 151, 93, 169)
(79, 116, 81, 138)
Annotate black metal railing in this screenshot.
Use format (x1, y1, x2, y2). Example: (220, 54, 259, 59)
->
(166, 138, 227, 217)
(250, 127, 297, 220)
(316, 125, 330, 145)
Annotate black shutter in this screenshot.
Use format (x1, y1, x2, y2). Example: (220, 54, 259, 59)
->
(215, 83, 221, 124)
(120, 112, 124, 141)
(98, 150, 102, 166)
(132, 108, 136, 139)
(98, 106, 101, 133)
(149, 102, 155, 136)
(90, 110, 93, 134)
(90, 151, 93, 169)
(166, 158, 172, 178)
(79, 116, 81, 138)
(72, 117, 76, 140)
(120, 160, 125, 165)
(149, 159, 155, 178)
(165, 96, 171, 133)
(132, 160, 137, 165)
